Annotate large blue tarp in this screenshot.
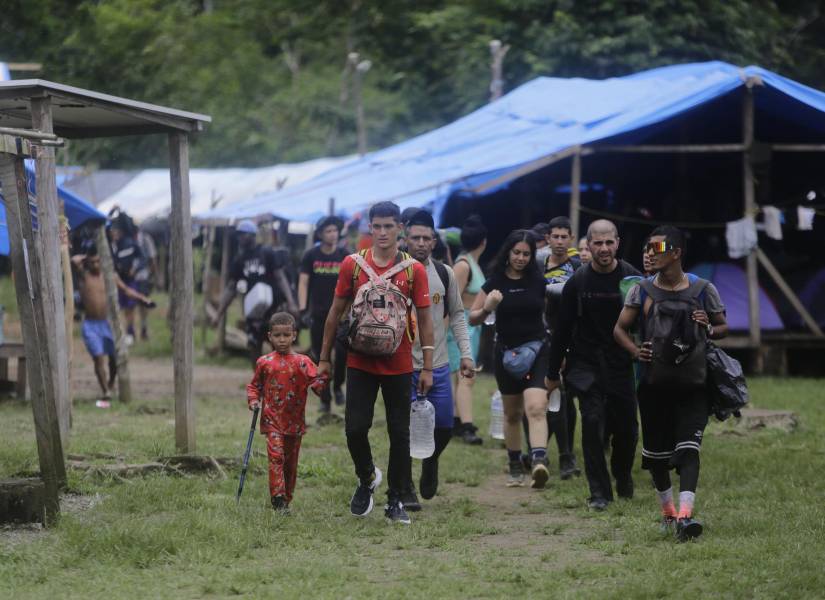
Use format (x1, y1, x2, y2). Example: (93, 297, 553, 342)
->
(202, 61, 825, 225)
(0, 160, 105, 255)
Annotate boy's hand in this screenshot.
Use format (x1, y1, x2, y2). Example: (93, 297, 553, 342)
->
(417, 369, 433, 395)
(249, 401, 260, 411)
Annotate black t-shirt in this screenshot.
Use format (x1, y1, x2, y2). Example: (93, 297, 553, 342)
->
(482, 271, 546, 348)
(547, 260, 642, 381)
(230, 244, 286, 292)
(112, 238, 143, 282)
(300, 245, 349, 314)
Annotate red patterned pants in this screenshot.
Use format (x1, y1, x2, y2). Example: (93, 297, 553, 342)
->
(267, 432, 302, 503)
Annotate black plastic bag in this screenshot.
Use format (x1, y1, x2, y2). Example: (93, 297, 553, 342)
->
(705, 342, 749, 421)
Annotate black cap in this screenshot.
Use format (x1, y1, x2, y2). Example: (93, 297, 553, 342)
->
(315, 215, 344, 232)
(406, 209, 435, 229)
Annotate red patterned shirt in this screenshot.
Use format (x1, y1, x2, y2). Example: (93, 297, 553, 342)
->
(246, 351, 323, 435)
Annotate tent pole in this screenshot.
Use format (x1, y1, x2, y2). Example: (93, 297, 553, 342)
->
(742, 84, 762, 368)
(569, 146, 582, 240)
(328, 197, 335, 216)
(216, 226, 230, 353)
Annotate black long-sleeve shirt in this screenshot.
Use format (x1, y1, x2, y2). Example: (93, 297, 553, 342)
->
(546, 260, 641, 382)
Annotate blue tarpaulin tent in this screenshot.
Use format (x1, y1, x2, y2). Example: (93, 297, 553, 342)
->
(201, 61, 825, 225)
(0, 160, 105, 255)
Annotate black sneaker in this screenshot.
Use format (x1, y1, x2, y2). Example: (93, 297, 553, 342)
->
(587, 497, 609, 511)
(616, 475, 634, 499)
(271, 495, 290, 515)
(530, 457, 550, 489)
(660, 515, 677, 535)
(459, 423, 483, 445)
(420, 456, 439, 500)
(559, 454, 581, 480)
(384, 498, 411, 525)
(676, 517, 703, 542)
(334, 388, 345, 406)
(401, 487, 422, 512)
(506, 460, 526, 487)
(350, 466, 383, 517)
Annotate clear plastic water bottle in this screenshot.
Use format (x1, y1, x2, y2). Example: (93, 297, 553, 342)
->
(484, 310, 496, 326)
(410, 396, 435, 459)
(489, 390, 504, 440)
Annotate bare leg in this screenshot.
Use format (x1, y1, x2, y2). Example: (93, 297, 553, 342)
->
(93, 355, 110, 398)
(524, 387, 550, 449)
(454, 373, 475, 424)
(502, 393, 524, 452)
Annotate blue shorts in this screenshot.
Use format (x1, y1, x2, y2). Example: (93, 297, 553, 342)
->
(82, 319, 115, 358)
(411, 364, 454, 429)
(447, 311, 481, 372)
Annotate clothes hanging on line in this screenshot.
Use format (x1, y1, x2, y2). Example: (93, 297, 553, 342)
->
(725, 217, 757, 259)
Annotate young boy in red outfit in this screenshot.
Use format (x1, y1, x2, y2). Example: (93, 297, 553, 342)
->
(247, 312, 326, 512)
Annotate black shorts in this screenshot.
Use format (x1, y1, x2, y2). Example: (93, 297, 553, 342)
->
(638, 384, 708, 471)
(494, 342, 548, 395)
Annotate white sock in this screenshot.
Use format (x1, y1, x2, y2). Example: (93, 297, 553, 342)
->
(678, 491, 696, 518)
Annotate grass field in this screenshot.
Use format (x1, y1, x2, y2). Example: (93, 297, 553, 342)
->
(1, 369, 823, 599)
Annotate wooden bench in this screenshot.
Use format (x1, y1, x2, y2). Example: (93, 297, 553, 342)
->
(0, 342, 27, 400)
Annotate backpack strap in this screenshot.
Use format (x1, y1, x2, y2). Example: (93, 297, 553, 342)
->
(432, 259, 450, 317)
(351, 249, 369, 286)
(352, 252, 381, 283)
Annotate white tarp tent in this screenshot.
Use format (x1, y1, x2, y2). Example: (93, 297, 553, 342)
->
(97, 155, 353, 223)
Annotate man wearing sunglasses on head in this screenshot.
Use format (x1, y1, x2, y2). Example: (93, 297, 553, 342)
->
(614, 226, 727, 541)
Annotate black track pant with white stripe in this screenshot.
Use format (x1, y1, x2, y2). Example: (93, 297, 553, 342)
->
(638, 384, 708, 493)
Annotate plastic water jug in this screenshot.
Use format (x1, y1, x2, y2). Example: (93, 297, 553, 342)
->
(548, 388, 561, 413)
(410, 397, 435, 459)
(489, 390, 504, 440)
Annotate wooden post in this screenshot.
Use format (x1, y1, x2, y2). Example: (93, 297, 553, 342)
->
(30, 96, 71, 444)
(0, 154, 64, 521)
(742, 86, 762, 353)
(328, 197, 335, 216)
(168, 132, 195, 454)
(756, 248, 824, 337)
(59, 211, 74, 432)
(489, 40, 510, 102)
(200, 224, 216, 348)
(96, 227, 132, 403)
(569, 146, 582, 240)
(216, 226, 231, 352)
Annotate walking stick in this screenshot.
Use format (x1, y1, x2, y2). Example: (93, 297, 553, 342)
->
(236, 405, 260, 504)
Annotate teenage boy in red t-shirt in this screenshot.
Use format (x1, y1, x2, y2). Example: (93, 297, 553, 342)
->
(318, 201, 435, 525)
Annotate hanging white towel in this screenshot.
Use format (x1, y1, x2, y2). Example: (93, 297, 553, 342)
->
(798, 206, 815, 231)
(726, 217, 758, 259)
(762, 206, 783, 240)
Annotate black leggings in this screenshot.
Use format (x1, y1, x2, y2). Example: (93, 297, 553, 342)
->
(345, 367, 411, 499)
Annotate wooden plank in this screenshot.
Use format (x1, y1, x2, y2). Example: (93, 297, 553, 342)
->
(756, 248, 824, 337)
(569, 147, 582, 240)
(472, 146, 592, 194)
(216, 226, 231, 352)
(96, 226, 132, 403)
(771, 144, 825, 152)
(589, 143, 745, 153)
(168, 132, 195, 453)
(15, 357, 27, 401)
(742, 87, 761, 350)
(31, 95, 71, 445)
(0, 154, 64, 521)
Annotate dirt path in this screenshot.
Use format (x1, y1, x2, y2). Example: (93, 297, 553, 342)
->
(71, 356, 249, 401)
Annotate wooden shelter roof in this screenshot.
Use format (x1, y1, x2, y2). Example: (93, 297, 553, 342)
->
(0, 80, 211, 138)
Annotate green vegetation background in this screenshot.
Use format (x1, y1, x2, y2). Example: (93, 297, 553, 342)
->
(3, 0, 824, 168)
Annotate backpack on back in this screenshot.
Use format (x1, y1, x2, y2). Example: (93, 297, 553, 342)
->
(432, 259, 450, 318)
(639, 276, 709, 386)
(347, 250, 416, 356)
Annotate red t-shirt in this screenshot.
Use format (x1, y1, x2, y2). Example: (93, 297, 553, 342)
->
(335, 249, 430, 375)
(246, 351, 324, 435)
